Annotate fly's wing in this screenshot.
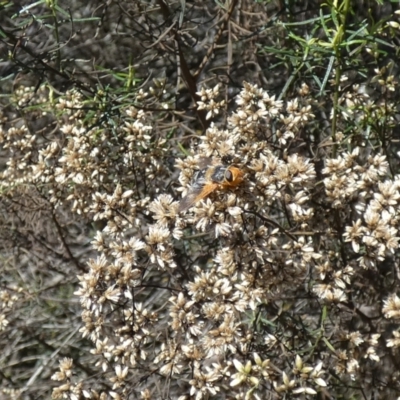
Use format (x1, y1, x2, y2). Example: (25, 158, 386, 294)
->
(179, 182, 218, 212)
(196, 157, 214, 170)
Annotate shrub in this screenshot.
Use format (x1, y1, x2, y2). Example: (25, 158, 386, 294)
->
(1, 1, 400, 399)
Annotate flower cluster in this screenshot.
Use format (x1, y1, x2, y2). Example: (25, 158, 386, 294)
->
(60, 81, 400, 398)
(2, 76, 400, 399)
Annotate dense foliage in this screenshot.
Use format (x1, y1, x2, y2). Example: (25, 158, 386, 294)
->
(1, 0, 400, 399)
